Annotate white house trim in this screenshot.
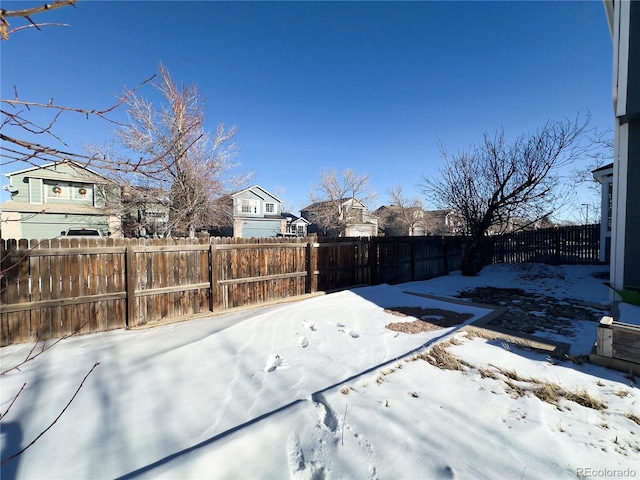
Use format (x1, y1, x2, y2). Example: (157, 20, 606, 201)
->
(611, 123, 628, 293)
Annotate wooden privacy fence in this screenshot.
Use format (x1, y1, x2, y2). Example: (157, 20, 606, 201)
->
(490, 224, 601, 265)
(0, 236, 464, 346)
(0, 226, 600, 346)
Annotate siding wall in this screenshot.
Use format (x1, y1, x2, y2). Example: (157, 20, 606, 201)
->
(623, 1, 640, 288)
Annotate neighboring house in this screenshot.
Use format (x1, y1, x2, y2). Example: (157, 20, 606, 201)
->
(214, 185, 288, 238)
(376, 205, 427, 236)
(283, 214, 310, 237)
(592, 162, 614, 263)
(424, 210, 464, 236)
(120, 186, 171, 238)
(301, 197, 378, 237)
(604, 0, 640, 292)
(1, 160, 120, 240)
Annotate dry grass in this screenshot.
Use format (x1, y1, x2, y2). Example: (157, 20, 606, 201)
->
(416, 343, 473, 371)
(625, 412, 640, 426)
(478, 367, 500, 380)
(411, 333, 610, 412)
(499, 367, 525, 382)
(384, 307, 473, 334)
(503, 379, 527, 398)
(564, 389, 608, 410)
(532, 381, 564, 404)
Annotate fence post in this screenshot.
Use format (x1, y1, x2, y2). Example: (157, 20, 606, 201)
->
(410, 239, 416, 281)
(368, 237, 378, 285)
(209, 242, 217, 312)
(442, 236, 449, 274)
(306, 242, 315, 294)
(125, 245, 137, 328)
(554, 228, 561, 265)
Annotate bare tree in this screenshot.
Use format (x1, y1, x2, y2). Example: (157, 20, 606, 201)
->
(108, 64, 250, 238)
(379, 185, 429, 236)
(421, 116, 591, 276)
(305, 168, 377, 236)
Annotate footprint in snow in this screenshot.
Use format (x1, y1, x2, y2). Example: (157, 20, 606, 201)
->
(287, 432, 325, 480)
(339, 328, 359, 338)
(302, 319, 317, 331)
(298, 336, 309, 348)
(265, 353, 286, 373)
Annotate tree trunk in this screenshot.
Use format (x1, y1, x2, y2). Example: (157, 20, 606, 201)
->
(461, 235, 488, 276)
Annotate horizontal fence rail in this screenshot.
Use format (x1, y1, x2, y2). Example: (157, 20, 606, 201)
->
(0, 224, 601, 346)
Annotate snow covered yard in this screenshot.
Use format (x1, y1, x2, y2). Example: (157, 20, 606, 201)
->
(1, 264, 638, 479)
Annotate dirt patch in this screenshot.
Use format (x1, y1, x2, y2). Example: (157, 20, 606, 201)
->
(453, 286, 606, 336)
(385, 307, 473, 334)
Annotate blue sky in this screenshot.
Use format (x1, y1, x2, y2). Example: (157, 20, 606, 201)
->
(1, 1, 613, 220)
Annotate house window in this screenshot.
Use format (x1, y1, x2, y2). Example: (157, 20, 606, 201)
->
(72, 184, 92, 201)
(265, 203, 275, 213)
(241, 199, 258, 214)
(47, 182, 69, 199)
(296, 225, 305, 236)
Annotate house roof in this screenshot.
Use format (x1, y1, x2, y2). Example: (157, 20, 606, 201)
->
(283, 213, 310, 225)
(301, 197, 367, 211)
(591, 162, 614, 174)
(230, 185, 282, 203)
(3, 160, 114, 183)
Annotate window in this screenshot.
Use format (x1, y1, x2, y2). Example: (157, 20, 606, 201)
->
(47, 182, 69, 199)
(72, 184, 92, 201)
(265, 203, 275, 213)
(241, 199, 258, 214)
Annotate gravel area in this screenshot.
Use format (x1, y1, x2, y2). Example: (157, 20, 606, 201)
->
(454, 286, 608, 336)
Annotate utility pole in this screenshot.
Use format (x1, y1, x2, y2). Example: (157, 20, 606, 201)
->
(581, 203, 589, 224)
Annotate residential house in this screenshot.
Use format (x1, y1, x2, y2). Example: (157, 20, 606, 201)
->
(592, 162, 614, 263)
(212, 185, 290, 238)
(375, 205, 427, 236)
(1, 160, 120, 240)
(604, 0, 640, 293)
(301, 197, 378, 237)
(120, 186, 171, 238)
(283, 214, 310, 237)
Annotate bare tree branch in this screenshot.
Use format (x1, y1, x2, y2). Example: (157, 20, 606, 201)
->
(0, 383, 26, 421)
(0, 362, 99, 467)
(1, 0, 77, 40)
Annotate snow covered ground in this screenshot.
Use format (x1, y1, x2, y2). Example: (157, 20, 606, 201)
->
(1, 264, 638, 479)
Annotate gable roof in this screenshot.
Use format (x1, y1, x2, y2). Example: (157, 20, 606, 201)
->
(283, 213, 310, 225)
(3, 160, 113, 183)
(230, 185, 282, 203)
(301, 197, 368, 211)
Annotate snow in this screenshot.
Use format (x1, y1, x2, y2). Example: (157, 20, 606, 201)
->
(1, 264, 638, 480)
(618, 302, 640, 327)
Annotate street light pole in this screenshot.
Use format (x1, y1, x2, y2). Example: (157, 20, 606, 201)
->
(581, 203, 589, 224)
